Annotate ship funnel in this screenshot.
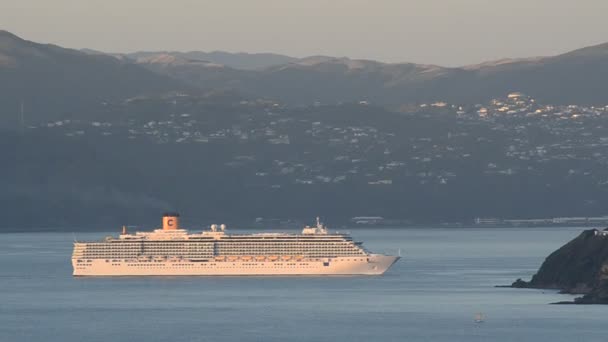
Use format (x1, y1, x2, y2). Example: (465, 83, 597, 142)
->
(162, 212, 180, 230)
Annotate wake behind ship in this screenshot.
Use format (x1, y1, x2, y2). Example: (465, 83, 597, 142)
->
(72, 213, 400, 276)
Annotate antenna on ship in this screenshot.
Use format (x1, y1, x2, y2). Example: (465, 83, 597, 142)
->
(314, 216, 328, 234)
(122, 225, 127, 235)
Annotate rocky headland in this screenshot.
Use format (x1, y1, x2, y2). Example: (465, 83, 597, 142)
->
(511, 228, 608, 304)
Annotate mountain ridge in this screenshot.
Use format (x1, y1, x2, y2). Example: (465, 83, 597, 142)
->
(127, 50, 298, 70)
(129, 41, 608, 106)
(3, 29, 608, 129)
(0, 29, 193, 127)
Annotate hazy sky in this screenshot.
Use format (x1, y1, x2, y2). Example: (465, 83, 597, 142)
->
(2, 0, 608, 66)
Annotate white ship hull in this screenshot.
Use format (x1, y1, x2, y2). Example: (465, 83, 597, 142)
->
(73, 255, 399, 276)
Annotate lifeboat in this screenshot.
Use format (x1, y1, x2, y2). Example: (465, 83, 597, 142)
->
(227, 256, 238, 261)
(215, 256, 226, 262)
(241, 256, 252, 261)
(255, 256, 266, 261)
(268, 255, 279, 261)
(295, 255, 304, 261)
(281, 255, 292, 261)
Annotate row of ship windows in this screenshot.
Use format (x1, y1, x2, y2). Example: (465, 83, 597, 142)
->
(90, 247, 351, 251)
(82, 246, 357, 251)
(81, 251, 361, 255)
(218, 246, 357, 249)
(80, 249, 362, 252)
(79, 266, 321, 270)
(216, 242, 355, 244)
(81, 242, 356, 247)
(85, 242, 356, 245)
(219, 252, 365, 256)
(83, 252, 357, 255)
(81, 239, 354, 247)
(79, 247, 209, 250)
(81, 253, 357, 258)
(80, 249, 362, 254)
(81, 248, 360, 250)
(78, 258, 365, 263)
(78, 252, 364, 255)
(80, 243, 355, 249)
(80, 249, 364, 254)
(80, 253, 362, 257)
(108, 264, 321, 268)
(82, 238, 353, 243)
(82, 248, 360, 251)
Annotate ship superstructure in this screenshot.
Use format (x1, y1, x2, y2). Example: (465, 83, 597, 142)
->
(72, 213, 400, 276)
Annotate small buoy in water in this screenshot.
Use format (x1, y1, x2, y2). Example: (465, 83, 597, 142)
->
(474, 313, 485, 323)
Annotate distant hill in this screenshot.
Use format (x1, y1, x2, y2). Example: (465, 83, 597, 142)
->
(132, 44, 608, 106)
(0, 30, 190, 127)
(3, 29, 608, 125)
(130, 53, 253, 92)
(127, 50, 297, 70)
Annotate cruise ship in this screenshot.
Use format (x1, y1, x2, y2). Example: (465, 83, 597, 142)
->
(72, 213, 400, 276)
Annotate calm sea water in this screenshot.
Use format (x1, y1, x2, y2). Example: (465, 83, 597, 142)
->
(1, 227, 607, 342)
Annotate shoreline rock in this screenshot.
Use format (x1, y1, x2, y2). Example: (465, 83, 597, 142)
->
(509, 228, 608, 304)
